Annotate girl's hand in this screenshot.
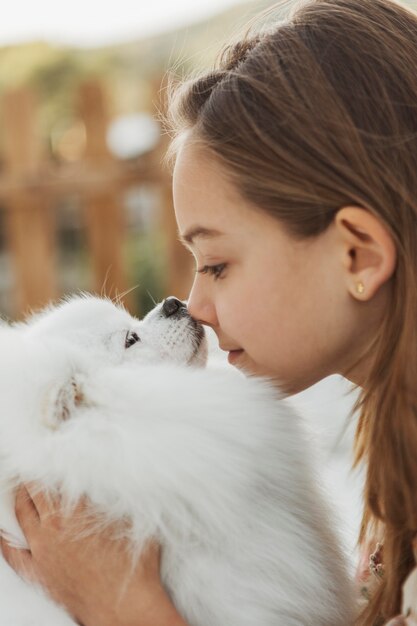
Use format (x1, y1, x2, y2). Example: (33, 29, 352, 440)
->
(0, 484, 187, 626)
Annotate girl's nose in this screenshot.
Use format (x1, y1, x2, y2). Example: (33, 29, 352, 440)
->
(186, 281, 218, 327)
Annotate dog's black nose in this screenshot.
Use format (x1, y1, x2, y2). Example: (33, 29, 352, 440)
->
(162, 297, 186, 318)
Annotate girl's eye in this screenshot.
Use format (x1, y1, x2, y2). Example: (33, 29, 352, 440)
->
(125, 331, 141, 348)
(196, 263, 227, 281)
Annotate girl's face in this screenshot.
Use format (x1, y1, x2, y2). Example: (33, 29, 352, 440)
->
(173, 140, 373, 393)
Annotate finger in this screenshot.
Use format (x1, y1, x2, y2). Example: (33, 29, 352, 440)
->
(0, 534, 37, 583)
(15, 485, 40, 540)
(23, 485, 90, 540)
(24, 483, 61, 523)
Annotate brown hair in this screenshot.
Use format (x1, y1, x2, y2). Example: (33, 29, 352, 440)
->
(165, 0, 417, 623)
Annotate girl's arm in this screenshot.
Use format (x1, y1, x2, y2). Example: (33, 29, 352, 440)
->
(0, 484, 190, 626)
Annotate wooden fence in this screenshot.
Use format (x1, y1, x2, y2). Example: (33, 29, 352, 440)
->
(0, 80, 193, 318)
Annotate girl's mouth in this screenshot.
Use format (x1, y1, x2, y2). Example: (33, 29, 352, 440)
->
(228, 349, 244, 364)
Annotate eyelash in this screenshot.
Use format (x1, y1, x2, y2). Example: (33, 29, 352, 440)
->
(196, 263, 227, 280)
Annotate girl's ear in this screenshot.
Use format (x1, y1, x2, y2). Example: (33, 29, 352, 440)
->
(334, 206, 397, 300)
(42, 375, 85, 430)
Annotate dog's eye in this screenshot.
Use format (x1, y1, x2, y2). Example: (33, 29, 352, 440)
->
(125, 331, 141, 349)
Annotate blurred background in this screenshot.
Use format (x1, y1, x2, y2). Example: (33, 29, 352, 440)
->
(0, 0, 274, 320)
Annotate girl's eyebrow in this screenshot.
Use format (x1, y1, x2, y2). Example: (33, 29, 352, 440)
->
(179, 226, 223, 246)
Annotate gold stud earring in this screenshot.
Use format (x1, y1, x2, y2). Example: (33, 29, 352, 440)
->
(356, 281, 365, 295)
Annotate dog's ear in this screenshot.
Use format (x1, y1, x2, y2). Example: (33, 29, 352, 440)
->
(42, 376, 86, 430)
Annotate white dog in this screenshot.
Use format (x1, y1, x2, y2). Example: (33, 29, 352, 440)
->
(0, 295, 355, 626)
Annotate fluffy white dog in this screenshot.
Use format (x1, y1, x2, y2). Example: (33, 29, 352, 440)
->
(0, 295, 355, 626)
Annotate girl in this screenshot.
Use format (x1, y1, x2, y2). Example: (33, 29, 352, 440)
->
(1, 0, 417, 624)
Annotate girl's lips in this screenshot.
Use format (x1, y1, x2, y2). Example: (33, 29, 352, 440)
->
(227, 349, 244, 364)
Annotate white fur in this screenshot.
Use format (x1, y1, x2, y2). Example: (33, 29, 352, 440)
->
(0, 295, 355, 625)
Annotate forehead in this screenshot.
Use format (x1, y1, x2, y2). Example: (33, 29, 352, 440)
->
(172, 140, 252, 239)
(173, 140, 294, 258)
